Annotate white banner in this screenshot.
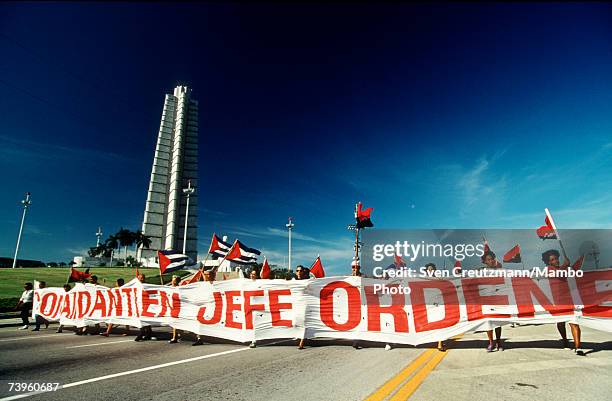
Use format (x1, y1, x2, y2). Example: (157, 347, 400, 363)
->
(32, 270, 612, 345)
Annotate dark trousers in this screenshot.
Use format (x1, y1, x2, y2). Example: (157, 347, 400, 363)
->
(20, 302, 32, 325)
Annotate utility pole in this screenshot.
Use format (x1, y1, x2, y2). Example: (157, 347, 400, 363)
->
(286, 217, 294, 272)
(182, 180, 196, 255)
(12, 192, 32, 269)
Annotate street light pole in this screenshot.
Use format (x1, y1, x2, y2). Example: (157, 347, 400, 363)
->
(182, 180, 196, 255)
(12, 192, 32, 269)
(286, 217, 294, 272)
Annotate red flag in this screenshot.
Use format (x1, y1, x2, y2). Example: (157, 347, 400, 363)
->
(179, 269, 203, 285)
(310, 256, 325, 278)
(572, 255, 585, 270)
(483, 240, 491, 254)
(355, 202, 374, 228)
(454, 260, 462, 269)
(503, 244, 522, 263)
(261, 258, 271, 279)
(394, 254, 407, 268)
(537, 215, 557, 240)
(68, 267, 91, 283)
(225, 240, 242, 261)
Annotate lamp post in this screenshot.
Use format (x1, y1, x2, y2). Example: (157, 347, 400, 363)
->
(12, 192, 32, 269)
(182, 180, 196, 254)
(286, 217, 294, 272)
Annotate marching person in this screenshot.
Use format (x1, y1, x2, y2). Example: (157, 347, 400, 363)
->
(15, 282, 34, 330)
(296, 265, 310, 350)
(482, 251, 504, 352)
(135, 273, 154, 342)
(249, 269, 259, 348)
(56, 284, 71, 333)
(101, 278, 129, 337)
(350, 264, 363, 350)
(542, 249, 584, 355)
(193, 269, 216, 346)
(32, 281, 49, 331)
(424, 263, 445, 351)
(168, 275, 182, 344)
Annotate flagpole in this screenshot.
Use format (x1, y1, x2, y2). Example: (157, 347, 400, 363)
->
(286, 217, 294, 272)
(545, 208, 570, 262)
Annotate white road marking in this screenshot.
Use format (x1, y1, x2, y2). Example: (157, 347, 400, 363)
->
(0, 346, 251, 401)
(0, 335, 59, 342)
(66, 340, 133, 349)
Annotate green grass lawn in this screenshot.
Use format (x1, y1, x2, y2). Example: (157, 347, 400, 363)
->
(0, 267, 193, 300)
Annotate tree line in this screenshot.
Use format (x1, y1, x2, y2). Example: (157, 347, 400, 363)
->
(88, 228, 152, 265)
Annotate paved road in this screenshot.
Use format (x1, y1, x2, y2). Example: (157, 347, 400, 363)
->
(0, 324, 609, 400)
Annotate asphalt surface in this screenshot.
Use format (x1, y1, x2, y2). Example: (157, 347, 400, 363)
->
(0, 323, 609, 401)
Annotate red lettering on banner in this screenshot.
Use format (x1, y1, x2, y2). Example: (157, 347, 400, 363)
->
(512, 277, 574, 318)
(244, 290, 265, 330)
(268, 289, 293, 327)
(142, 290, 159, 318)
(107, 289, 123, 316)
(40, 293, 58, 317)
(410, 280, 460, 332)
(225, 290, 242, 329)
(197, 292, 223, 324)
(577, 270, 612, 318)
(61, 293, 73, 318)
(91, 290, 107, 317)
(52, 293, 65, 317)
(462, 277, 511, 321)
(76, 291, 92, 319)
(121, 288, 134, 316)
(320, 281, 361, 331)
(159, 291, 181, 318)
(364, 285, 409, 332)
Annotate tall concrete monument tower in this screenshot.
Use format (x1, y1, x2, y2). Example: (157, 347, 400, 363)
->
(138, 85, 198, 262)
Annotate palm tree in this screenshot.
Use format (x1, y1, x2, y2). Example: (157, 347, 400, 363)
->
(116, 228, 135, 265)
(105, 234, 119, 262)
(134, 230, 152, 253)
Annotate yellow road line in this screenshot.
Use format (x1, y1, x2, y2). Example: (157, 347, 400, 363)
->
(364, 348, 436, 401)
(388, 349, 448, 401)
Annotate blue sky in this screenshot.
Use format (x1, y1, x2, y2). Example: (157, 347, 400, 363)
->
(1, 2, 612, 273)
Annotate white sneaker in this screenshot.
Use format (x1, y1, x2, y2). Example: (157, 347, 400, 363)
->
(18, 325, 28, 330)
(575, 348, 585, 356)
(385, 344, 392, 351)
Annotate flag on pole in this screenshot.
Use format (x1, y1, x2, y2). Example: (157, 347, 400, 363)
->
(355, 202, 374, 229)
(572, 255, 585, 270)
(536, 215, 557, 240)
(158, 250, 194, 274)
(68, 267, 91, 283)
(310, 256, 325, 278)
(503, 244, 522, 263)
(261, 258, 271, 279)
(225, 240, 261, 265)
(179, 269, 203, 285)
(208, 234, 232, 258)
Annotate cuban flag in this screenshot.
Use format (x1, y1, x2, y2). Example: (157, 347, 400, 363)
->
(158, 250, 194, 274)
(208, 233, 232, 258)
(225, 240, 261, 265)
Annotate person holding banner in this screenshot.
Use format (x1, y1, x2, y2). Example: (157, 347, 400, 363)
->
(168, 275, 182, 344)
(296, 265, 309, 350)
(56, 284, 71, 333)
(482, 251, 505, 352)
(101, 278, 129, 337)
(135, 273, 155, 342)
(15, 282, 34, 330)
(542, 250, 584, 355)
(193, 269, 216, 346)
(424, 264, 445, 352)
(32, 281, 49, 331)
